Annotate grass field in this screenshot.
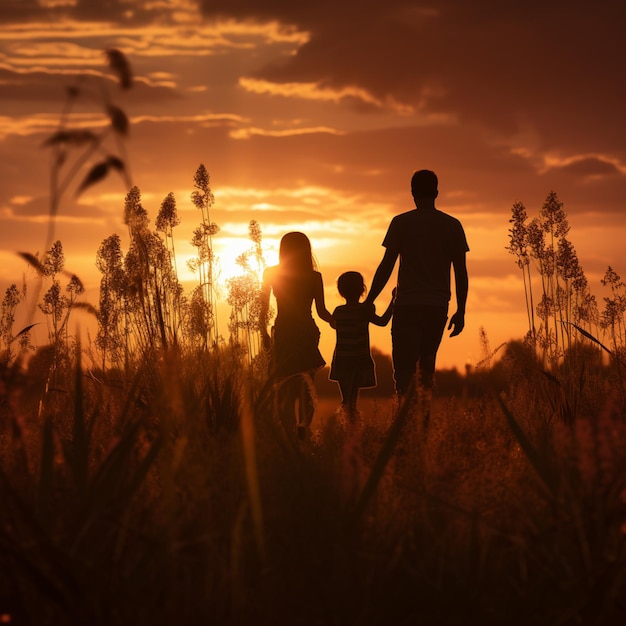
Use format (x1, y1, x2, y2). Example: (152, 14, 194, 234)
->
(2, 345, 625, 625)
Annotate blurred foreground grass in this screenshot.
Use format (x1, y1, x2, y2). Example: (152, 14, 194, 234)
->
(1, 345, 626, 626)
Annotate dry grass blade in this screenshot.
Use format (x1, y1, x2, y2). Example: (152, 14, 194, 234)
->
(240, 390, 266, 563)
(104, 48, 133, 89)
(349, 384, 417, 527)
(17, 251, 45, 275)
(107, 155, 125, 172)
(37, 415, 54, 523)
(541, 369, 561, 386)
(107, 105, 129, 135)
(569, 322, 626, 366)
(69, 419, 162, 552)
(72, 342, 88, 495)
(497, 393, 557, 497)
(41, 130, 98, 148)
(70, 301, 98, 316)
(15, 323, 39, 338)
(75, 161, 109, 196)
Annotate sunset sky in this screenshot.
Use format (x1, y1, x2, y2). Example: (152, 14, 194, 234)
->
(1, 0, 625, 370)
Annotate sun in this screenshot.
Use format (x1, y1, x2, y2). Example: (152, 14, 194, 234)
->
(215, 236, 280, 287)
(215, 239, 260, 283)
(175, 231, 280, 298)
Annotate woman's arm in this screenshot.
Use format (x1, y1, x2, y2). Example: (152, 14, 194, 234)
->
(259, 267, 273, 349)
(313, 271, 335, 326)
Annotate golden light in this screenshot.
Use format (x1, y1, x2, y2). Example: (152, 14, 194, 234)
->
(176, 236, 277, 287)
(214, 237, 264, 284)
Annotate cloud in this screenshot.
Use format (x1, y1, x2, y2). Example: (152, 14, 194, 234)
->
(239, 77, 412, 112)
(229, 125, 343, 139)
(0, 64, 181, 113)
(198, 0, 626, 154)
(0, 0, 189, 27)
(112, 115, 625, 225)
(544, 155, 624, 178)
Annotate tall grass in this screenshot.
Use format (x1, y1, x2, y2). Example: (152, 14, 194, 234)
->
(2, 335, 626, 625)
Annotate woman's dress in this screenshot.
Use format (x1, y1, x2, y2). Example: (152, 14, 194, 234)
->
(268, 268, 325, 378)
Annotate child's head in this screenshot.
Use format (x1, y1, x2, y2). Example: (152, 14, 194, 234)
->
(337, 271, 366, 301)
(279, 231, 315, 273)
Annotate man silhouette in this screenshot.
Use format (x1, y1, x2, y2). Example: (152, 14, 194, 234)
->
(365, 169, 469, 397)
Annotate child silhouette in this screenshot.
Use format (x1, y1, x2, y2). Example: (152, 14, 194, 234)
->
(330, 271, 395, 422)
(259, 231, 334, 439)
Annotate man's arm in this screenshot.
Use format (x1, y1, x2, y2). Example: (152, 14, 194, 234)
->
(448, 252, 468, 337)
(365, 248, 398, 305)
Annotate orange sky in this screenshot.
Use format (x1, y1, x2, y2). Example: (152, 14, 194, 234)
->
(1, 0, 626, 370)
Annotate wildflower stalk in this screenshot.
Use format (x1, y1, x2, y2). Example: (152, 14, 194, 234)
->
(189, 164, 220, 348)
(226, 221, 267, 365)
(509, 192, 600, 368)
(507, 201, 536, 340)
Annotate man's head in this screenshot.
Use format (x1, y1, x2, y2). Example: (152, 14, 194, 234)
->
(411, 169, 438, 201)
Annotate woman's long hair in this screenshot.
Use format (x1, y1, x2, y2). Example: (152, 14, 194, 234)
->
(278, 231, 316, 275)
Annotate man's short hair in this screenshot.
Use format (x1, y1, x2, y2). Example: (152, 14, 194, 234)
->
(411, 170, 438, 198)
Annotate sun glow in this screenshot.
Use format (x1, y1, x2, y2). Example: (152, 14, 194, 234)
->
(214, 238, 265, 284)
(177, 236, 278, 290)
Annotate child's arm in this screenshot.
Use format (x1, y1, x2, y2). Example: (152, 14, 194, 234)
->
(370, 288, 396, 327)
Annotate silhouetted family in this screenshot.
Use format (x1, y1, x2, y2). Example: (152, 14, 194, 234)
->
(259, 169, 469, 438)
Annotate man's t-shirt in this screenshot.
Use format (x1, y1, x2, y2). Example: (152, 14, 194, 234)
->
(382, 207, 469, 307)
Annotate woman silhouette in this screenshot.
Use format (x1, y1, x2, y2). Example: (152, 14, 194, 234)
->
(259, 232, 334, 438)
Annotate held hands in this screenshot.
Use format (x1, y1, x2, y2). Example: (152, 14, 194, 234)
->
(448, 310, 465, 337)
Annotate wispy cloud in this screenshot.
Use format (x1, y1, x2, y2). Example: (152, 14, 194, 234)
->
(0, 113, 101, 138)
(229, 125, 343, 139)
(541, 154, 626, 178)
(239, 77, 413, 113)
(133, 112, 247, 127)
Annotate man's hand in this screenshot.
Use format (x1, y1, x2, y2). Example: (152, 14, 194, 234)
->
(448, 311, 465, 337)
